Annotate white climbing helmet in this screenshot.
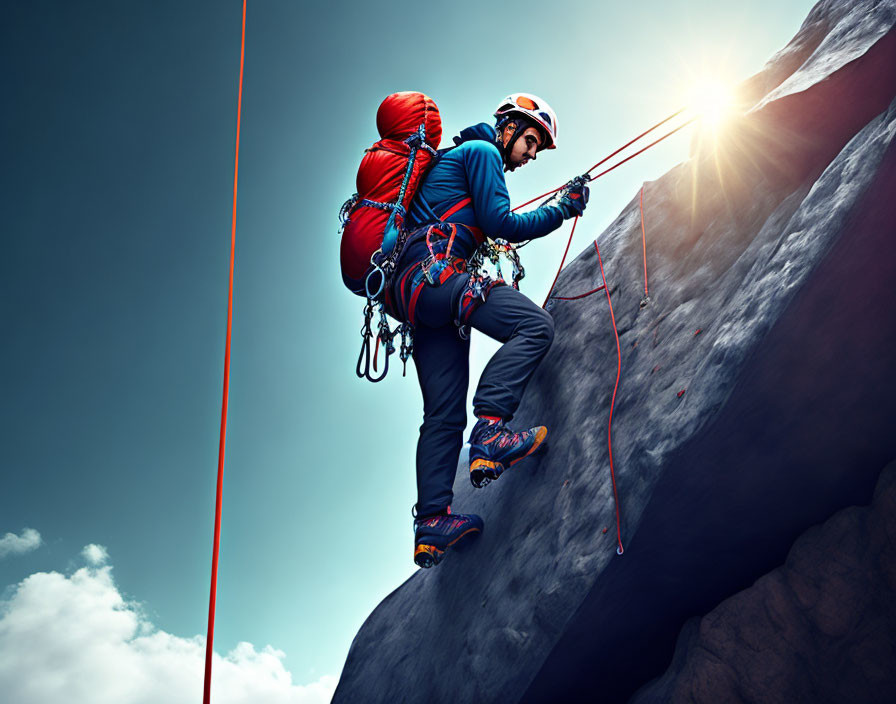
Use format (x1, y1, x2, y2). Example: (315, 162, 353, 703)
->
(494, 93, 558, 150)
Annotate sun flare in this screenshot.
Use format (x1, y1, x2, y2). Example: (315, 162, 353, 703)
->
(688, 79, 735, 128)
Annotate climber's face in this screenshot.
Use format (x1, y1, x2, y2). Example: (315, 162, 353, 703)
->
(502, 125, 543, 171)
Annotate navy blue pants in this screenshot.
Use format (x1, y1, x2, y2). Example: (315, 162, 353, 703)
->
(411, 273, 555, 517)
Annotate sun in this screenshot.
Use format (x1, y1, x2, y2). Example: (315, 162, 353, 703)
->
(687, 79, 736, 128)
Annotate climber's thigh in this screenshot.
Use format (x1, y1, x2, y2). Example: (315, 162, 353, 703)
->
(469, 284, 553, 345)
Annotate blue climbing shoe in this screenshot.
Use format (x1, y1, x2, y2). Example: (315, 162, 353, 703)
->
(413, 508, 483, 568)
(468, 415, 548, 488)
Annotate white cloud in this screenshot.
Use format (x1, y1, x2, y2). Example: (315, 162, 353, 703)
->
(0, 548, 336, 704)
(81, 543, 109, 566)
(0, 528, 42, 558)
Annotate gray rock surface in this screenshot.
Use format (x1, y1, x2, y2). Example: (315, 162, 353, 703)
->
(333, 2, 896, 702)
(751, 0, 896, 109)
(630, 460, 896, 704)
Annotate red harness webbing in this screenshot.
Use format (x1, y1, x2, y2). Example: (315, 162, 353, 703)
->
(440, 196, 471, 221)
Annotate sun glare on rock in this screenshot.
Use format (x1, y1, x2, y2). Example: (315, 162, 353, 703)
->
(688, 79, 735, 129)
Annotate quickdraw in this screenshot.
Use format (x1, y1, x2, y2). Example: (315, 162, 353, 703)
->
(467, 237, 526, 292)
(352, 237, 414, 382)
(449, 237, 527, 341)
(356, 297, 413, 382)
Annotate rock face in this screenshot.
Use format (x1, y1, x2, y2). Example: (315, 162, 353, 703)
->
(630, 460, 896, 704)
(333, 2, 896, 702)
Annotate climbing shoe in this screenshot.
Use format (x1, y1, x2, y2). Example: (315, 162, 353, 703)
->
(413, 507, 483, 568)
(468, 415, 548, 488)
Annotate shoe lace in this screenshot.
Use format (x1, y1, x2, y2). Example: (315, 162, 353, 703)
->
(414, 505, 455, 530)
(497, 426, 525, 445)
(415, 512, 468, 533)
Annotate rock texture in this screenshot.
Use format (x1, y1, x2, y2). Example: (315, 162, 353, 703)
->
(333, 2, 896, 702)
(630, 460, 896, 704)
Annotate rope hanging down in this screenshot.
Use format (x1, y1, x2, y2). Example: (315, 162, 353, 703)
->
(639, 185, 650, 307)
(533, 110, 689, 304)
(522, 115, 685, 555)
(594, 240, 624, 555)
(204, 1, 246, 702)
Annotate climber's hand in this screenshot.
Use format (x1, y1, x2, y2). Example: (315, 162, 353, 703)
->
(557, 183, 589, 220)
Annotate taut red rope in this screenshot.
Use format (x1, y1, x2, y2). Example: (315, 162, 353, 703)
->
(512, 108, 687, 212)
(542, 216, 578, 307)
(203, 1, 246, 702)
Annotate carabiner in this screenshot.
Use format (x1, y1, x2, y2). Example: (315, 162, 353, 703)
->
(365, 266, 386, 300)
(356, 332, 371, 379)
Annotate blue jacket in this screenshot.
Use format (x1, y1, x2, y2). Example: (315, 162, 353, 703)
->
(401, 122, 564, 265)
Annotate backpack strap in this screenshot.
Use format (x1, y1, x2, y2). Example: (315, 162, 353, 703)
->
(439, 197, 472, 221)
(437, 196, 483, 243)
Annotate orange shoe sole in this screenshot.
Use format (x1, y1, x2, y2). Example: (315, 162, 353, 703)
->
(469, 426, 548, 487)
(413, 526, 482, 568)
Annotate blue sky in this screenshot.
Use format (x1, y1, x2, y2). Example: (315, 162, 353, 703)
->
(1, 0, 817, 699)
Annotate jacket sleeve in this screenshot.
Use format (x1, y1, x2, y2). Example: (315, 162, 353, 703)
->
(462, 141, 564, 243)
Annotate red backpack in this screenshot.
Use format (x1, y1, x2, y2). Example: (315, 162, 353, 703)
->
(339, 92, 442, 296)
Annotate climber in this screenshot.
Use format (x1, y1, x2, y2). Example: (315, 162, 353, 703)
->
(386, 93, 590, 568)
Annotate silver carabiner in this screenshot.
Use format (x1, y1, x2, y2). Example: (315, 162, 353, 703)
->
(365, 265, 386, 299)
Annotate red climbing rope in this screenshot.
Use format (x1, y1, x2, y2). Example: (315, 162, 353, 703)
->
(588, 117, 695, 182)
(512, 108, 686, 212)
(639, 185, 649, 300)
(549, 285, 605, 301)
(531, 111, 692, 309)
(525, 110, 695, 556)
(583, 108, 686, 177)
(594, 241, 624, 555)
(542, 216, 578, 307)
(204, 2, 245, 702)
